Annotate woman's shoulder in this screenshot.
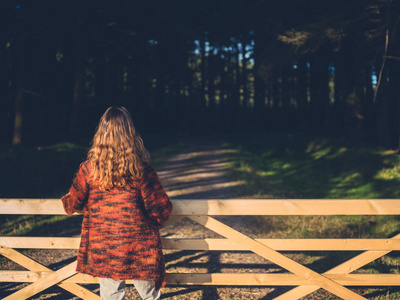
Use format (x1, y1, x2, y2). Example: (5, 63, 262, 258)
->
(140, 161, 157, 177)
(79, 160, 92, 175)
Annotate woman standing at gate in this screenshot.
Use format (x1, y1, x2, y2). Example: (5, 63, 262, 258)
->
(61, 106, 172, 300)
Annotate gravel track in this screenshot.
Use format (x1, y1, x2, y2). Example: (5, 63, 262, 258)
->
(156, 141, 277, 299)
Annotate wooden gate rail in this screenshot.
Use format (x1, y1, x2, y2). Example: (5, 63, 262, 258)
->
(1, 199, 400, 300)
(3, 236, 400, 251)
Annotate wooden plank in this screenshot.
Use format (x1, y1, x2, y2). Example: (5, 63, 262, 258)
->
(0, 248, 48, 272)
(0, 237, 80, 249)
(327, 274, 400, 286)
(161, 238, 400, 251)
(0, 199, 67, 215)
(166, 273, 400, 286)
(173, 199, 400, 215)
(0, 271, 96, 284)
(0, 248, 99, 300)
(274, 232, 400, 300)
(4, 237, 400, 251)
(189, 215, 366, 300)
(2, 199, 400, 215)
(2, 271, 400, 286)
(0, 271, 48, 282)
(2, 261, 78, 300)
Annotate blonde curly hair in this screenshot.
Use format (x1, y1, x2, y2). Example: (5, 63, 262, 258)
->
(87, 106, 150, 189)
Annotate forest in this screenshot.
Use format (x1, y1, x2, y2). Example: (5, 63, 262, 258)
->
(1, 0, 400, 148)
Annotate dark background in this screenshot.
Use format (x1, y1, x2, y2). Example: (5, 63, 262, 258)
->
(1, 0, 400, 148)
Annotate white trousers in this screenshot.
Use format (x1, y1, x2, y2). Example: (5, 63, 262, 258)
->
(98, 277, 161, 300)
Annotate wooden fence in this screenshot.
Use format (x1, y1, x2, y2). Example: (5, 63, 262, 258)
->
(1, 199, 400, 299)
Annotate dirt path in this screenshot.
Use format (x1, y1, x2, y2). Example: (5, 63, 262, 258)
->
(157, 141, 247, 199)
(148, 141, 278, 300)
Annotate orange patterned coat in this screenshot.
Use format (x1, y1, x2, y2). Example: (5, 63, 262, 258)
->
(61, 161, 172, 289)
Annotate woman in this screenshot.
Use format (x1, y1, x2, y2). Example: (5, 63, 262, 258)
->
(61, 107, 172, 300)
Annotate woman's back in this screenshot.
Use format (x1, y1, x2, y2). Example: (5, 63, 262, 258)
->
(61, 107, 172, 298)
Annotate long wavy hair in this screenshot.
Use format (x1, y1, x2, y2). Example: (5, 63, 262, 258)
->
(87, 107, 150, 189)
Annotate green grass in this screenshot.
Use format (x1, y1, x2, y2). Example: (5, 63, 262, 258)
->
(222, 132, 400, 239)
(222, 133, 400, 299)
(223, 133, 400, 199)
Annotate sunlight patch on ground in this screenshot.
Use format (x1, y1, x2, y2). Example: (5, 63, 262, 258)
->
(157, 146, 246, 199)
(165, 180, 246, 198)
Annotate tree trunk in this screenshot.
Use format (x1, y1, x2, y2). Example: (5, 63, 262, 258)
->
(319, 54, 330, 133)
(12, 82, 24, 145)
(309, 55, 320, 132)
(342, 32, 363, 138)
(12, 39, 25, 145)
(363, 64, 376, 143)
(207, 49, 217, 132)
(296, 58, 308, 131)
(253, 31, 266, 131)
(68, 14, 84, 140)
(241, 40, 248, 109)
(201, 34, 207, 109)
(333, 52, 344, 135)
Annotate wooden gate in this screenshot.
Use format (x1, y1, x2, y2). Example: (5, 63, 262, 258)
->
(1, 199, 400, 299)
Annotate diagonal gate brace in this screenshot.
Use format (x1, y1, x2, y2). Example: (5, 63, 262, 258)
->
(3, 261, 78, 300)
(273, 232, 400, 299)
(189, 215, 366, 300)
(0, 247, 99, 300)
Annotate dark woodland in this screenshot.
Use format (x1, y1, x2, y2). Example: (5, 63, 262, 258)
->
(1, 0, 400, 148)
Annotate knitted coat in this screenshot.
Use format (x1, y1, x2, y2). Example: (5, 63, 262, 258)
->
(61, 161, 172, 289)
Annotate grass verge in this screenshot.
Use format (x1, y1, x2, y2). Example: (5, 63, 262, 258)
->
(223, 133, 400, 199)
(222, 133, 400, 299)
